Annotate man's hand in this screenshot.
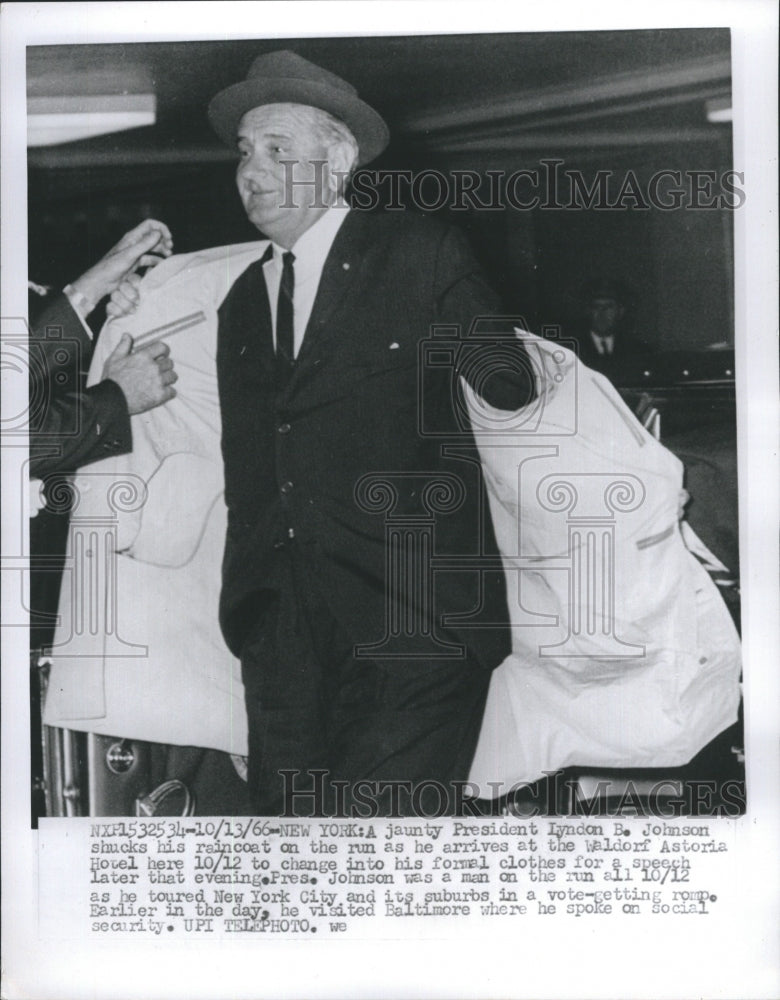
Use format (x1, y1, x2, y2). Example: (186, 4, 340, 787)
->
(69, 219, 173, 315)
(106, 273, 143, 319)
(101, 334, 178, 415)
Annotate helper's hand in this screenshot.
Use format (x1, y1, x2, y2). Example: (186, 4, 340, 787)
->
(106, 273, 143, 319)
(69, 219, 173, 315)
(102, 334, 178, 415)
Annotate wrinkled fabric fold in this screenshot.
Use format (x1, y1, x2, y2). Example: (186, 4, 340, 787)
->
(468, 333, 741, 794)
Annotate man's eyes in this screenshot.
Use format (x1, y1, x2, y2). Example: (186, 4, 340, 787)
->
(237, 144, 288, 158)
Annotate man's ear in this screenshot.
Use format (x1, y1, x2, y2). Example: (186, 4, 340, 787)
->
(326, 141, 354, 197)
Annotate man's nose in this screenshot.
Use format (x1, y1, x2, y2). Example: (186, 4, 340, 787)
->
(240, 150, 273, 178)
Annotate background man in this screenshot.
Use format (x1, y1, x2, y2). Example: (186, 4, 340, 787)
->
(207, 51, 535, 815)
(569, 276, 651, 377)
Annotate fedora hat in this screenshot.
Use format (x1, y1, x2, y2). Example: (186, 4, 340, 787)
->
(208, 50, 389, 165)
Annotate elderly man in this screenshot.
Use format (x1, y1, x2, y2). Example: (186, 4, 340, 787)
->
(203, 51, 535, 815)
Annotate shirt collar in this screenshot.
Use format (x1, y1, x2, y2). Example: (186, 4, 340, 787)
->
(270, 206, 350, 275)
(590, 331, 615, 352)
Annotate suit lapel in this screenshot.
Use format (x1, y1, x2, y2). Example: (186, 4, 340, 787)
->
(294, 211, 373, 370)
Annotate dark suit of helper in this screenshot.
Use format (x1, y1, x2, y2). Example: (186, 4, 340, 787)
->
(29, 295, 132, 479)
(217, 209, 534, 814)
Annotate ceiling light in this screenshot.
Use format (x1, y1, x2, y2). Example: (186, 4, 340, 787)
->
(705, 96, 732, 123)
(27, 94, 156, 147)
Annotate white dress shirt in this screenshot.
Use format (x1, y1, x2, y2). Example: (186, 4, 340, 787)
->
(589, 330, 615, 356)
(262, 207, 350, 357)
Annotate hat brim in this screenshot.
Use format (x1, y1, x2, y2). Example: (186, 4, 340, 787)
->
(208, 78, 389, 166)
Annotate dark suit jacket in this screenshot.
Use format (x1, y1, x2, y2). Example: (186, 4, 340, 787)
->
(29, 295, 132, 478)
(216, 210, 535, 665)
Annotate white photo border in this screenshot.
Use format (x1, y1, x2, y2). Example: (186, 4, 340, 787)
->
(2, 3, 778, 998)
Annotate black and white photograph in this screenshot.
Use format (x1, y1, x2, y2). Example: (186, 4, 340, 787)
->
(2, 2, 777, 998)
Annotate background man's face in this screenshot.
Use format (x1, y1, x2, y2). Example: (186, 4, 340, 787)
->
(587, 297, 624, 336)
(236, 103, 331, 247)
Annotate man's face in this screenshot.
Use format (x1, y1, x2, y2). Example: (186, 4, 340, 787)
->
(587, 297, 624, 336)
(236, 103, 331, 248)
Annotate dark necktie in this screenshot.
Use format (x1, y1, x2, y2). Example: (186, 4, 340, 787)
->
(276, 250, 295, 381)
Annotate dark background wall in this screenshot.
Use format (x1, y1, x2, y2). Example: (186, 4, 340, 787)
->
(28, 148, 736, 351)
(27, 30, 735, 351)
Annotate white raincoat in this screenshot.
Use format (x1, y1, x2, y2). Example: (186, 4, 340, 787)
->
(44, 251, 741, 782)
